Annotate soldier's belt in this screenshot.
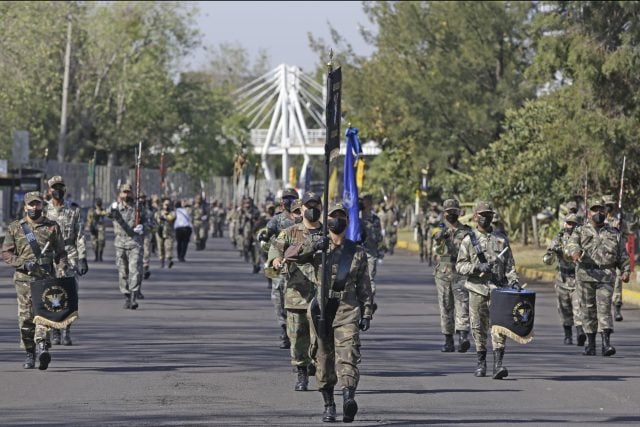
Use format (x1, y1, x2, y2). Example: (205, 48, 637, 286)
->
(327, 289, 349, 299)
(579, 261, 616, 270)
(559, 266, 576, 276)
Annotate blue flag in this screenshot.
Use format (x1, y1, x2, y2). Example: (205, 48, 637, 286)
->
(343, 127, 362, 242)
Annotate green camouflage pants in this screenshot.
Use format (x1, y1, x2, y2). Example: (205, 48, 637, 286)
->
(193, 223, 208, 244)
(271, 277, 286, 327)
(91, 230, 105, 257)
(579, 280, 614, 333)
(156, 235, 174, 261)
(286, 308, 312, 367)
(116, 246, 143, 294)
(555, 281, 582, 327)
(366, 253, 378, 295)
(143, 234, 152, 269)
(435, 273, 470, 334)
(469, 290, 506, 352)
(15, 280, 49, 349)
(310, 320, 361, 390)
(612, 273, 623, 306)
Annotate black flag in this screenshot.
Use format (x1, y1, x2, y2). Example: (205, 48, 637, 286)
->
(31, 276, 79, 328)
(325, 67, 342, 161)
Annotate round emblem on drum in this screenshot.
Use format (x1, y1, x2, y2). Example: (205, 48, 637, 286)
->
(512, 301, 534, 326)
(42, 285, 69, 313)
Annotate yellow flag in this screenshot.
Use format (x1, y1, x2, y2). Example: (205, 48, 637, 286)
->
(328, 167, 338, 201)
(289, 167, 297, 187)
(356, 159, 365, 189)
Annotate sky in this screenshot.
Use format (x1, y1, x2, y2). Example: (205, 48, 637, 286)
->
(185, 1, 375, 73)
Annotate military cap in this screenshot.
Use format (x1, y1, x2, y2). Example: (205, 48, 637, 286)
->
(138, 192, 147, 199)
(282, 188, 300, 199)
(302, 191, 321, 205)
(362, 194, 373, 202)
(565, 200, 578, 210)
(565, 213, 579, 224)
(601, 194, 615, 206)
(47, 175, 65, 187)
(120, 183, 133, 192)
(24, 191, 43, 204)
(443, 199, 460, 211)
(474, 200, 495, 214)
(328, 202, 347, 216)
(589, 197, 605, 209)
(291, 199, 302, 212)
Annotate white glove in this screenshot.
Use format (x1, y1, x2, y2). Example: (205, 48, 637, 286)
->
(133, 224, 144, 235)
(111, 202, 118, 210)
(201, 215, 208, 221)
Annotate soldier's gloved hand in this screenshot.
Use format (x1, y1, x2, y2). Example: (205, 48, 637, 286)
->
(257, 230, 268, 242)
(201, 215, 208, 221)
(359, 317, 371, 331)
(111, 202, 118, 211)
(133, 224, 144, 235)
(434, 229, 447, 242)
(78, 258, 89, 276)
(621, 271, 631, 283)
(510, 280, 522, 291)
(312, 236, 329, 251)
(24, 261, 38, 273)
(474, 263, 492, 274)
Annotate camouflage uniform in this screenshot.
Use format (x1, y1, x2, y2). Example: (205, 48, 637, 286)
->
(425, 204, 442, 266)
(2, 192, 68, 369)
(265, 210, 295, 334)
(565, 198, 630, 356)
(542, 213, 584, 345)
(414, 208, 426, 262)
(141, 200, 156, 280)
(155, 206, 176, 267)
(433, 199, 471, 352)
(381, 205, 399, 255)
(457, 201, 518, 379)
(211, 203, 226, 238)
(191, 197, 209, 250)
(109, 187, 146, 308)
(603, 195, 625, 319)
(360, 210, 384, 295)
(86, 201, 108, 261)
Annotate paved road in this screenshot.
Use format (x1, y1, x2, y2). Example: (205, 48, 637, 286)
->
(1, 233, 639, 426)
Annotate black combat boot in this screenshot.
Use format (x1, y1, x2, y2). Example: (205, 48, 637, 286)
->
(342, 387, 358, 423)
(36, 341, 51, 370)
(129, 292, 139, 310)
(563, 325, 573, 345)
(295, 366, 308, 391)
(123, 294, 131, 309)
(321, 387, 336, 422)
(168, 260, 174, 268)
(601, 329, 616, 357)
(135, 290, 145, 300)
(62, 326, 72, 346)
(583, 332, 596, 356)
(279, 325, 290, 349)
(94, 251, 99, 262)
(576, 326, 586, 347)
(458, 330, 470, 353)
(492, 348, 509, 379)
(143, 267, 150, 280)
(441, 334, 455, 352)
(474, 351, 487, 377)
(614, 304, 623, 322)
(51, 329, 61, 345)
(308, 363, 316, 377)
(23, 347, 36, 369)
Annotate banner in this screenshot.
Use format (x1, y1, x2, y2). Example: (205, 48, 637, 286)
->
(490, 288, 535, 344)
(343, 127, 362, 242)
(31, 276, 79, 328)
(325, 67, 342, 161)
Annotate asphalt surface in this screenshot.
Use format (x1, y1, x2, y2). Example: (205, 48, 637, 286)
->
(1, 232, 639, 426)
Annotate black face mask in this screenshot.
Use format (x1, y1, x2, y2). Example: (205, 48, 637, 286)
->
(477, 215, 493, 229)
(358, 202, 365, 211)
(51, 189, 65, 200)
(565, 226, 576, 235)
(27, 209, 43, 220)
(294, 215, 303, 224)
(282, 198, 295, 212)
(592, 212, 606, 225)
(304, 207, 321, 222)
(328, 217, 348, 234)
(445, 213, 459, 223)
(125, 196, 134, 204)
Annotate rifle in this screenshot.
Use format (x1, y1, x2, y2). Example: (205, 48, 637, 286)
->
(134, 142, 142, 226)
(583, 170, 588, 223)
(253, 163, 259, 202)
(617, 156, 626, 240)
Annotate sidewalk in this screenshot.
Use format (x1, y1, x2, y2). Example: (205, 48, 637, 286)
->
(396, 238, 640, 307)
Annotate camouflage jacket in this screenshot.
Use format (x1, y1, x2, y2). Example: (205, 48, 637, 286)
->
(155, 209, 177, 239)
(109, 201, 145, 249)
(305, 239, 374, 326)
(543, 230, 576, 287)
(268, 222, 323, 309)
(433, 220, 472, 279)
(266, 212, 295, 241)
(426, 209, 442, 228)
(360, 211, 384, 257)
(44, 203, 87, 263)
(565, 223, 630, 284)
(2, 217, 68, 282)
(381, 208, 399, 234)
(456, 227, 518, 296)
(86, 207, 108, 235)
(191, 204, 209, 227)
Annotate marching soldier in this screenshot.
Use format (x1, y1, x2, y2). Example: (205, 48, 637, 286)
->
(306, 203, 374, 423)
(432, 199, 471, 353)
(2, 191, 68, 370)
(109, 183, 146, 310)
(86, 198, 108, 262)
(424, 202, 442, 266)
(261, 188, 300, 348)
(240, 197, 260, 267)
(380, 202, 399, 255)
(456, 201, 520, 379)
(359, 195, 384, 304)
(543, 213, 586, 346)
(139, 192, 155, 286)
(603, 194, 625, 321)
(268, 191, 324, 391)
(44, 176, 88, 346)
(211, 200, 226, 238)
(415, 205, 426, 263)
(155, 197, 176, 268)
(191, 194, 209, 251)
(565, 197, 630, 356)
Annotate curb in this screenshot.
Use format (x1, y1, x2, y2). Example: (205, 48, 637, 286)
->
(397, 239, 640, 307)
